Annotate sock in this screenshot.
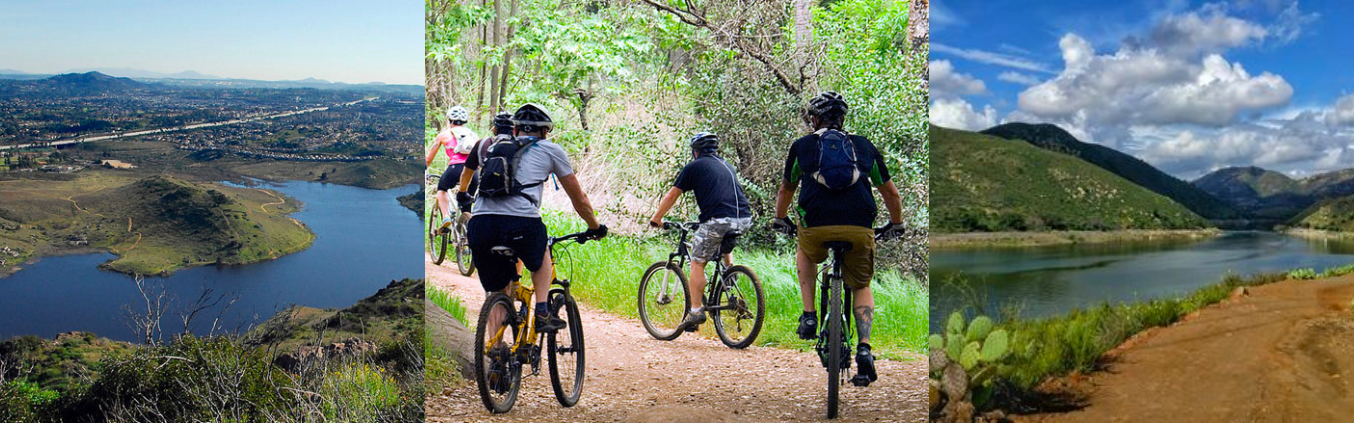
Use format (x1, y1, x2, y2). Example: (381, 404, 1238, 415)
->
(534, 302, 549, 317)
(690, 307, 702, 314)
(858, 342, 871, 351)
(802, 311, 816, 319)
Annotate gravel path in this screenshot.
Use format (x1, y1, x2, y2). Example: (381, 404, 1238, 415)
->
(424, 258, 928, 422)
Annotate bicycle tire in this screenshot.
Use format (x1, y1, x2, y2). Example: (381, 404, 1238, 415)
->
(474, 293, 522, 413)
(455, 219, 475, 276)
(827, 274, 843, 419)
(428, 203, 449, 265)
(711, 265, 765, 349)
(637, 261, 689, 341)
(548, 288, 585, 406)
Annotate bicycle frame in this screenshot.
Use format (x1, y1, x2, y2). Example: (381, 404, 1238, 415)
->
(817, 247, 855, 360)
(657, 222, 734, 312)
(483, 234, 575, 364)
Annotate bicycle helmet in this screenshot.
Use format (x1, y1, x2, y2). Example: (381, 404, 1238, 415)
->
(447, 106, 469, 123)
(689, 132, 719, 153)
(808, 91, 848, 117)
(512, 103, 554, 132)
(492, 112, 514, 134)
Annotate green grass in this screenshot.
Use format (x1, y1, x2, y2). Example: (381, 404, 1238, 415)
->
(989, 271, 1286, 389)
(1321, 263, 1354, 279)
(539, 211, 928, 359)
(426, 284, 469, 327)
(1291, 195, 1354, 232)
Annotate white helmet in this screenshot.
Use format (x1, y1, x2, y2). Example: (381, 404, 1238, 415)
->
(447, 106, 469, 123)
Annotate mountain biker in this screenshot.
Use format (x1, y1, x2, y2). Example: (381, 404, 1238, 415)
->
(647, 132, 753, 332)
(453, 112, 515, 214)
(456, 104, 608, 333)
(426, 105, 480, 231)
(771, 91, 907, 387)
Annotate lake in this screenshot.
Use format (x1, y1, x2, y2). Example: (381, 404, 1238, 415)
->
(0, 180, 421, 341)
(930, 231, 1354, 333)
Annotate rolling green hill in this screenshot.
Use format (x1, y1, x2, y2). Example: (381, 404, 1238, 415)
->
(1193, 166, 1354, 223)
(1289, 195, 1354, 232)
(982, 122, 1238, 220)
(932, 126, 1209, 233)
(0, 171, 314, 276)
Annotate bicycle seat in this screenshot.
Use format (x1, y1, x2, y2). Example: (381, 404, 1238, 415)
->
(490, 246, 516, 257)
(823, 241, 852, 253)
(719, 231, 743, 255)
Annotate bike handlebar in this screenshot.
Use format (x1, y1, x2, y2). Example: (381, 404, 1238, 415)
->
(550, 229, 605, 246)
(660, 220, 699, 232)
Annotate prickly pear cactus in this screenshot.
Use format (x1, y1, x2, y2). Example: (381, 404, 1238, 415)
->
(929, 311, 1013, 416)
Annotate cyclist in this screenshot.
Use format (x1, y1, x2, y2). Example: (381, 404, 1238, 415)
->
(647, 132, 753, 332)
(456, 104, 607, 333)
(426, 105, 480, 231)
(453, 112, 515, 213)
(771, 92, 907, 387)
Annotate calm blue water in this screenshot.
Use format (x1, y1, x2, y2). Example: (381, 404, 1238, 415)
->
(930, 231, 1354, 333)
(0, 181, 421, 341)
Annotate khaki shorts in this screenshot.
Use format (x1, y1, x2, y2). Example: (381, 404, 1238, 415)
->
(798, 225, 875, 289)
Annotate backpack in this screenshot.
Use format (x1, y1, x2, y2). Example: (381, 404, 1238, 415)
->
(809, 129, 861, 190)
(476, 135, 542, 200)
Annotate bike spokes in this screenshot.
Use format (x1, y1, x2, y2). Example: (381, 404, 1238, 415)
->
(712, 265, 765, 349)
(638, 262, 689, 341)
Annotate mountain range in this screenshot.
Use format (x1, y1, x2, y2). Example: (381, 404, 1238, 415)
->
(934, 123, 1354, 233)
(0, 70, 422, 95)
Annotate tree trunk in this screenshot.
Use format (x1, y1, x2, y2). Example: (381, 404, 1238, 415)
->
(577, 90, 592, 131)
(794, 0, 811, 52)
(473, 0, 490, 126)
(489, 0, 505, 112)
(496, 0, 519, 114)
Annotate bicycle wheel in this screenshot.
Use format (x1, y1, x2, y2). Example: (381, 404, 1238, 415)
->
(474, 293, 521, 413)
(548, 288, 585, 407)
(428, 203, 449, 265)
(637, 261, 689, 341)
(454, 218, 475, 276)
(711, 265, 765, 349)
(826, 275, 843, 419)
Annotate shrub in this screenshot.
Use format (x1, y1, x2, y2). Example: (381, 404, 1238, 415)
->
(1288, 268, 1318, 280)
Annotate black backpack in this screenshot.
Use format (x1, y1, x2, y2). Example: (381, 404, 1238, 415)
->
(476, 135, 542, 200)
(808, 129, 861, 190)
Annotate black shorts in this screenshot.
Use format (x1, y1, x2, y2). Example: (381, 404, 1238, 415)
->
(437, 163, 478, 195)
(466, 214, 548, 292)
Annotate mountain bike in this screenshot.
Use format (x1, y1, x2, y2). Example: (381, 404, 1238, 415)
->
(637, 220, 765, 349)
(424, 174, 474, 275)
(473, 230, 594, 413)
(777, 223, 901, 419)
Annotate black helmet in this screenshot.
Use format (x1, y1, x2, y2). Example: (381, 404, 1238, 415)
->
(689, 132, 719, 152)
(512, 103, 553, 131)
(492, 112, 514, 133)
(808, 91, 848, 117)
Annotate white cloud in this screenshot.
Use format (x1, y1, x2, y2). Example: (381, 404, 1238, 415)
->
(932, 3, 964, 30)
(930, 98, 998, 131)
(1017, 33, 1292, 143)
(930, 60, 987, 98)
(998, 71, 1042, 86)
(932, 43, 1054, 74)
(1140, 6, 1268, 55)
(1138, 114, 1352, 178)
(1326, 94, 1354, 126)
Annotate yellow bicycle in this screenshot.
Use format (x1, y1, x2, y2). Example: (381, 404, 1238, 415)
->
(473, 230, 593, 413)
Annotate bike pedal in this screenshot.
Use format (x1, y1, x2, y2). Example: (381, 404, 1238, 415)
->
(684, 324, 700, 332)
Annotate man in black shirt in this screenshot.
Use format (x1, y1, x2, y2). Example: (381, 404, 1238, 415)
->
(772, 92, 906, 386)
(650, 132, 753, 332)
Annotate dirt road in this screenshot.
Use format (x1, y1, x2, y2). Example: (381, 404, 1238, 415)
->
(424, 259, 927, 422)
(1023, 274, 1354, 422)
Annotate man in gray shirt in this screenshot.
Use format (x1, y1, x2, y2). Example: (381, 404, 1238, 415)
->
(455, 104, 607, 333)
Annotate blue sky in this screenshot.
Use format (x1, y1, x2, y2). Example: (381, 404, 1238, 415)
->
(931, 0, 1354, 178)
(0, 0, 422, 85)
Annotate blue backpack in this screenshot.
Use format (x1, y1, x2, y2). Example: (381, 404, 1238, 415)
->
(810, 129, 861, 190)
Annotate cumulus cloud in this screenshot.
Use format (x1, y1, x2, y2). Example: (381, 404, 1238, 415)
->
(1326, 94, 1354, 126)
(1138, 113, 1353, 178)
(1140, 6, 1268, 55)
(930, 60, 987, 98)
(998, 71, 1042, 86)
(930, 98, 998, 131)
(1017, 33, 1292, 145)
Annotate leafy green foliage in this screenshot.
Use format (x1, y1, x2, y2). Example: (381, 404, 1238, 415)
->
(930, 312, 1010, 408)
(1288, 268, 1318, 280)
(1290, 195, 1354, 232)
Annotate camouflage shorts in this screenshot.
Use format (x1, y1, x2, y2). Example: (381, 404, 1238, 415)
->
(690, 217, 753, 263)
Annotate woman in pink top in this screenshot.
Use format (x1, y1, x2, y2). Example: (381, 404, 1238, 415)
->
(425, 106, 479, 229)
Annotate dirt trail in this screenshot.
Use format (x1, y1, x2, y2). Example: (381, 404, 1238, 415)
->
(424, 258, 927, 422)
(1023, 275, 1354, 423)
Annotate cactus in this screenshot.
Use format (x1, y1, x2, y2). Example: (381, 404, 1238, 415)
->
(929, 312, 1013, 416)
(980, 330, 1009, 362)
(966, 315, 993, 343)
